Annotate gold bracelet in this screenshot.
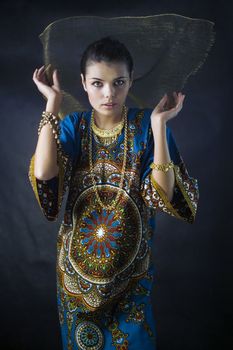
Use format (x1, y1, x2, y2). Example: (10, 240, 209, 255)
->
(38, 111, 59, 135)
(150, 160, 174, 172)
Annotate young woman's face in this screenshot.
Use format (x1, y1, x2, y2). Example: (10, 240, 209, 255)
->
(81, 60, 133, 118)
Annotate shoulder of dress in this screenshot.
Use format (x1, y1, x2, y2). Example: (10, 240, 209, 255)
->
(136, 108, 153, 129)
(141, 108, 153, 120)
(61, 111, 86, 128)
(128, 107, 152, 119)
(67, 111, 82, 121)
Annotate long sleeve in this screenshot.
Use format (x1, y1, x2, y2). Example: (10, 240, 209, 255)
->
(140, 120, 199, 224)
(28, 112, 81, 221)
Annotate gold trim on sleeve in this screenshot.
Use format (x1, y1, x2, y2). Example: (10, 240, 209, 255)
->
(28, 153, 42, 209)
(57, 155, 66, 212)
(173, 165, 197, 218)
(150, 169, 183, 220)
(150, 164, 197, 220)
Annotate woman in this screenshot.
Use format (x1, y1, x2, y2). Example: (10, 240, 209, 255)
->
(29, 36, 199, 350)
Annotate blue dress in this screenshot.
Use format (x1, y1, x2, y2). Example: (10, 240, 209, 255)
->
(28, 107, 199, 350)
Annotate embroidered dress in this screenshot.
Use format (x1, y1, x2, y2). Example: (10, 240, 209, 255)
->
(28, 107, 199, 350)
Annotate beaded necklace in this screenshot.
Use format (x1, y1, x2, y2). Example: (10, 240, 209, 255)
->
(92, 115, 125, 146)
(89, 105, 128, 210)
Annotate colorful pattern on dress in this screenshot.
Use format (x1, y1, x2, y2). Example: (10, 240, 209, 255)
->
(107, 319, 129, 350)
(75, 321, 104, 350)
(29, 107, 199, 349)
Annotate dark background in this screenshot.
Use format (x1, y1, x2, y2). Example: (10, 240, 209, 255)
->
(0, 1, 232, 349)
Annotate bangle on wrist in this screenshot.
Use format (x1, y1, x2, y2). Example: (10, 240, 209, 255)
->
(150, 160, 174, 172)
(37, 111, 59, 135)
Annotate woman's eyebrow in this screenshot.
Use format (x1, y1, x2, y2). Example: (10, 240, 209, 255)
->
(89, 76, 128, 80)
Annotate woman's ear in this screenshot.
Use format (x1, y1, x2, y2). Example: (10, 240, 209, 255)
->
(80, 73, 87, 92)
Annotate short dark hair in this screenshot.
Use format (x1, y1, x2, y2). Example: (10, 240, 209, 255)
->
(80, 36, 134, 79)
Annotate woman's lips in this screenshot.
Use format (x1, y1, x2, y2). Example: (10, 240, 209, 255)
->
(102, 103, 117, 108)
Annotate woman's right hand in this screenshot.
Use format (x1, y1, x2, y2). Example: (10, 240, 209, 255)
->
(32, 65, 62, 103)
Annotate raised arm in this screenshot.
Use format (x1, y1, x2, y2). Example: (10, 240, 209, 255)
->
(32, 65, 62, 180)
(29, 65, 79, 221)
(140, 93, 199, 224)
(150, 92, 185, 200)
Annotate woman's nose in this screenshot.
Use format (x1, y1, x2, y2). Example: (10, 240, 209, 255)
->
(103, 85, 115, 98)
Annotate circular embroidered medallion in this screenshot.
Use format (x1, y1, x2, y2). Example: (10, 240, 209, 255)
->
(75, 321, 104, 350)
(68, 184, 142, 284)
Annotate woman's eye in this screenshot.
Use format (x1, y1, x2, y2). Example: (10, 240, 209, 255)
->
(92, 81, 102, 87)
(92, 80, 125, 87)
(114, 80, 125, 86)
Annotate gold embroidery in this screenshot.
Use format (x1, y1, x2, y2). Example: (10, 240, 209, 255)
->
(173, 165, 198, 218)
(28, 154, 41, 208)
(150, 168, 183, 219)
(150, 164, 198, 220)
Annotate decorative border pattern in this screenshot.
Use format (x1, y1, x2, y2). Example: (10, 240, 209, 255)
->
(142, 160, 199, 223)
(28, 114, 73, 220)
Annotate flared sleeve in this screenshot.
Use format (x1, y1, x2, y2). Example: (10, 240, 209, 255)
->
(140, 122, 199, 224)
(28, 112, 80, 221)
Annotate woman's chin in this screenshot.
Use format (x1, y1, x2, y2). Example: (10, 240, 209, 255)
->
(94, 105, 121, 115)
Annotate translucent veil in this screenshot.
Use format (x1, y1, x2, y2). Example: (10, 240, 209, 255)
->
(39, 14, 215, 118)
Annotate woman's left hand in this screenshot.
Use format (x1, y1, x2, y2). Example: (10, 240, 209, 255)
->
(151, 91, 185, 125)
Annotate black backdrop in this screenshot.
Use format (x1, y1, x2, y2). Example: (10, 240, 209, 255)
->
(0, 1, 232, 349)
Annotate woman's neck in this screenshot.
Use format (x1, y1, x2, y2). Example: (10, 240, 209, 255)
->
(93, 111, 123, 130)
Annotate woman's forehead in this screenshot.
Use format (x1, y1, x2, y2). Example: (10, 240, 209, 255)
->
(85, 60, 129, 77)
